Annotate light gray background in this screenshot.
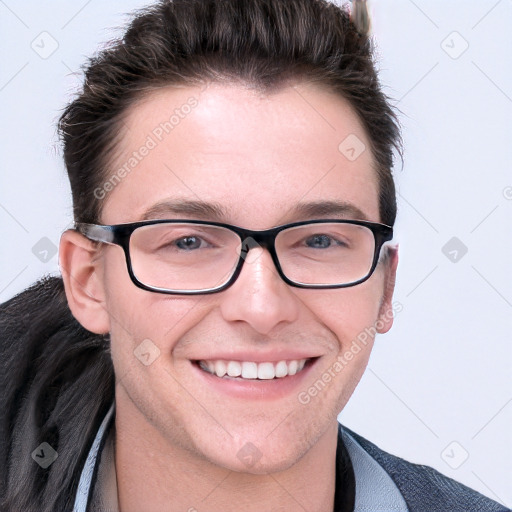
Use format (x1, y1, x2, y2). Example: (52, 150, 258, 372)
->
(1, 0, 511, 506)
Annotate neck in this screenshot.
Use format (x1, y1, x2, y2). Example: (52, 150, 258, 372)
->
(114, 400, 340, 512)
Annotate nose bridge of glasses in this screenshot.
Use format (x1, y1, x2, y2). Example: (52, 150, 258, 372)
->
(236, 226, 280, 260)
(231, 230, 288, 292)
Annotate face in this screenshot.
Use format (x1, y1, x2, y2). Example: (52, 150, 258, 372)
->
(63, 81, 398, 474)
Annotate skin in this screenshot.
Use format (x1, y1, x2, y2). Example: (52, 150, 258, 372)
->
(60, 81, 399, 512)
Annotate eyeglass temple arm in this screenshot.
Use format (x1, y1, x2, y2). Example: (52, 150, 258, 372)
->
(75, 223, 116, 244)
(378, 234, 399, 261)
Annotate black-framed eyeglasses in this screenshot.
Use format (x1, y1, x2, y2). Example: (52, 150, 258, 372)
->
(75, 219, 393, 295)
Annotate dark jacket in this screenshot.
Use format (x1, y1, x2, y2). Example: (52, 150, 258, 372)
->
(1, 277, 509, 512)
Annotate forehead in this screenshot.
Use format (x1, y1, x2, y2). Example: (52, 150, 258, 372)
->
(102, 82, 380, 227)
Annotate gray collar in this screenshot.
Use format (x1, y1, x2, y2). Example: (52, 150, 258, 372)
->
(73, 403, 119, 512)
(73, 404, 408, 512)
(340, 428, 408, 511)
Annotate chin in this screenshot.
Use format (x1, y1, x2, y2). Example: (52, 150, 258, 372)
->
(213, 446, 303, 475)
(192, 427, 313, 476)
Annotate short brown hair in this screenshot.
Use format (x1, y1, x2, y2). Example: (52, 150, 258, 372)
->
(59, 0, 403, 226)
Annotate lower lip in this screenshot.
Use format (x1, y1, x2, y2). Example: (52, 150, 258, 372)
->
(190, 358, 319, 400)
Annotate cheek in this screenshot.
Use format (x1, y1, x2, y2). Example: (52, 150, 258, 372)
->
(100, 248, 209, 369)
(292, 279, 385, 408)
(295, 275, 385, 349)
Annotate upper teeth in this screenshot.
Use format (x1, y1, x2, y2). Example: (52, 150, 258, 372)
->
(198, 359, 308, 380)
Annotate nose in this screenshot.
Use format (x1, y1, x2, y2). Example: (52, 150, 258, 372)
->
(219, 245, 300, 335)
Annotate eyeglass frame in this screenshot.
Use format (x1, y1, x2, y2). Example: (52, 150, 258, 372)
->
(75, 218, 394, 295)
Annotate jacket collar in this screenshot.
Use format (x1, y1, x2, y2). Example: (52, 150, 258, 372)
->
(73, 403, 407, 512)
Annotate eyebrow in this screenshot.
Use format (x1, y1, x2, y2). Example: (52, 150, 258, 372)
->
(141, 199, 231, 221)
(288, 200, 370, 222)
(140, 199, 370, 223)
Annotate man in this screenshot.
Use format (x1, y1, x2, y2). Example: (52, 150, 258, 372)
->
(0, 1, 508, 511)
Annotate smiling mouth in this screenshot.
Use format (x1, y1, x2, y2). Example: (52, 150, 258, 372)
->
(194, 358, 318, 380)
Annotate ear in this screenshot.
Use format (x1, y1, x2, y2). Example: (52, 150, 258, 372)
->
(59, 229, 110, 334)
(376, 244, 399, 334)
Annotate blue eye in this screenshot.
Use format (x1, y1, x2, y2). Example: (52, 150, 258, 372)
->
(306, 235, 333, 249)
(175, 236, 203, 250)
